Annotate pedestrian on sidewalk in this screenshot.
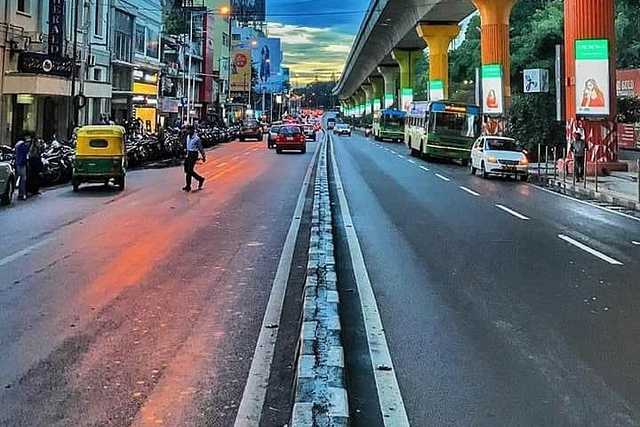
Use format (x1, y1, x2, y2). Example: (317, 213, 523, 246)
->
(182, 124, 206, 191)
(571, 131, 587, 181)
(14, 131, 31, 200)
(27, 134, 44, 195)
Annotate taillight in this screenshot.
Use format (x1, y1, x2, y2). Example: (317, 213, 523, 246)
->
(296, 134, 304, 142)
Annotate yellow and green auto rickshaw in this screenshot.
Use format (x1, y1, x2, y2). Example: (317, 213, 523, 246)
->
(72, 125, 127, 191)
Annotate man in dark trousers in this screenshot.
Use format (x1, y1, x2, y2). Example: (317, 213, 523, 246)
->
(571, 131, 587, 181)
(183, 124, 206, 191)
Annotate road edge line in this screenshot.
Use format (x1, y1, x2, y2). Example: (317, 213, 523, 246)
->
(291, 133, 349, 426)
(233, 137, 322, 427)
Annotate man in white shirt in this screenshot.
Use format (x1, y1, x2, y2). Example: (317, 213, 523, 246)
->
(183, 124, 206, 191)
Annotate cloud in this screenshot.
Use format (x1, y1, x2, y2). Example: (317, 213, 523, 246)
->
(267, 22, 356, 84)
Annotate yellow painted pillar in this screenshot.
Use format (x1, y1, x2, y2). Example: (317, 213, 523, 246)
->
(473, 0, 517, 110)
(416, 23, 460, 100)
(391, 49, 423, 111)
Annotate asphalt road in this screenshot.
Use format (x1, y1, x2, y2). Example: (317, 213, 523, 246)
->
(0, 137, 318, 427)
(330, 129, 640, 427)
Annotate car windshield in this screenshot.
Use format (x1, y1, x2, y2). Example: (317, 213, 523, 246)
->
(336, 124, 348, 129)
(270, 126, 281, 133)
(486, 138, 519, 151)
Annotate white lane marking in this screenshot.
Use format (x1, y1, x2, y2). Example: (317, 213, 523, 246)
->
(407, 159, 416, 164)
(460, 186, 481, 196)
(244, 152, 251, 156)
(397, 154, 405, 159)
(495, 204, 530, 220)
(435, 173, 450, 182)
(531, 185, 640, 223)
(217, 162, 228, 167)
(558, 234, 624, 266)
(252, 148, 259, 151)
(231, 156, 239, 160)
(0, 238, 52, 267)
(419, 166, 430, 172)
(631, 241, 640, 246)
(329, 138, 410, 426)
(234, 142, 321, 427)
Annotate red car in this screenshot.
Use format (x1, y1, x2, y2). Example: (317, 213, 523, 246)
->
(275, 125, 306, 154)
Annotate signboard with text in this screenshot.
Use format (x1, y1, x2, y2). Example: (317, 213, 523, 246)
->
(429, 80, 444, 101)
(481, 64, 504, 115)
(384, 93, 394, 108)
(401, 87, 413, 112)
(575, 39, 610, 117)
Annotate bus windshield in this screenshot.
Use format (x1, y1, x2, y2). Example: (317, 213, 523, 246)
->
(381, 114, 405, 128)
(431, 112, 480, 138)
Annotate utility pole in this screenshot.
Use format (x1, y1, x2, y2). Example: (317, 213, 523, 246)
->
(186, 9, 193, 123)
(69, 0, 80, 133)
(78, 0, 91, 125)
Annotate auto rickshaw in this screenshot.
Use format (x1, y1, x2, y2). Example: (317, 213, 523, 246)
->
(72, 125, 127, 191)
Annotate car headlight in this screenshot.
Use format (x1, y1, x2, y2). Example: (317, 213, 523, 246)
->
(487, 156, 498, 163)
(519, 157, 529, 166)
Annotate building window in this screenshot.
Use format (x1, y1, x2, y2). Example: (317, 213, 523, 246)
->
(135, 25, 145, 54)
(94, 68, 103, 82)
(114, 10, 133, 62)
(18, 0, 30, 13)
(146, 28, 159, 59)
(94, 0, 103, 36)
(115, 32, 132, 62)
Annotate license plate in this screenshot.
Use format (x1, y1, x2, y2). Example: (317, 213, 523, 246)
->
(286, 137, 293, 141)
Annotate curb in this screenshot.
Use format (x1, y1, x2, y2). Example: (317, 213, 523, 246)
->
(546, 178, 640, 211)
(291, 138, 349, 426)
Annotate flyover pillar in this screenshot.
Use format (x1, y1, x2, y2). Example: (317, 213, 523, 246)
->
(473, 0, 517, 131)
(392, 49, 423, 111)
(377, 65, 399, 109)
(355, 89, 365, 117)
(416, 23, 460, 100)
(564, 0, 622, 168)
(368, 76, 384, 112)
(361, 83, 374, 117)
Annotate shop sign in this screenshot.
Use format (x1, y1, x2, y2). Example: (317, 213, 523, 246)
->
(575, 39, 610, 117)
(618, 123, 638, 149)
(616, 69, 640, 97)
(48, 0, 65, 57)
(481, 64, 504, 115)
(133, 69, 158, 84)
(18, 52, 72, 77)
(523, 69, 549, 93)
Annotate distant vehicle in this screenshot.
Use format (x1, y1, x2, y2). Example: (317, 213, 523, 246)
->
(470, 136, 529, 181)
(239, 119, 263, 141)
(302, 124, 316, 141)
(405, 100, 482, 165)
(275, 125, 306, 154)
(0, 147, 15, 205)
(372, 108, 406, 142)
(333, 123, 351, 137)
(326, 117, 336, 130)
(267, 125, 282, 149)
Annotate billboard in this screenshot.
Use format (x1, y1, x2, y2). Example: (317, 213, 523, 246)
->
(575, 39, 610, 117)
(481, 64, 504, 115)
(230, 48, 252, 92)
(231, 0, 265, 23)
(250, 37, 283, 94)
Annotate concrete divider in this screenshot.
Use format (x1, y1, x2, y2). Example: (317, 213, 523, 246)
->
(291, 136, 349, 426)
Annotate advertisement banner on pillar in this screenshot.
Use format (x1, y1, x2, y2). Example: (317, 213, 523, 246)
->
(401, 88, 413, 112)
(373, 99, 381, 111)
(384, 93, 394, 108)
(575, 39, 610, 117)
(481, 64, 504, 115)
(429, 80, 445, 101)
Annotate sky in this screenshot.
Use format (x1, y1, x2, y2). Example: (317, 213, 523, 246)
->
(264, 0, 371, 85)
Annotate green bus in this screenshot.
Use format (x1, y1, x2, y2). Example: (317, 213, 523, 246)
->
(372, 108, 406, 142)
(404, 100, 482, 165)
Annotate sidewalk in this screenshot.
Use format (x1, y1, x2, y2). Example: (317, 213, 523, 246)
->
(529, 161, 640, 212)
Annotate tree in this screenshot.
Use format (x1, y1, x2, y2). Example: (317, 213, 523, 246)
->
(616, 0, 640, 69)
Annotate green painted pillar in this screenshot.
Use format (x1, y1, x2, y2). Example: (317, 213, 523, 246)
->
(368, 76, 384, 112)
(361, 83, 373, 117)
(391, 48, 423, 111)
(377, 65, 399, 108)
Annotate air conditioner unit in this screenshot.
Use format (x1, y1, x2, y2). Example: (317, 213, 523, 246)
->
(87, 54, 96, 67)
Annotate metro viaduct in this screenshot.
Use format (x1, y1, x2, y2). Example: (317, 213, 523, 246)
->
(333, 0, 623, 166)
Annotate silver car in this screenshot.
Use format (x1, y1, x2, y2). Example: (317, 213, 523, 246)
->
(0, 147, 16, 205)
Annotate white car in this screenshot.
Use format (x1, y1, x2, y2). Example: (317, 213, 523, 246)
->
(470, 136, 529, 181)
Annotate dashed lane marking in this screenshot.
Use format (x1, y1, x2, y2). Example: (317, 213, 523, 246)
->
(460, 186, 480, 196)
(397, 154, 405, 159)
(435, 173, 450, 182)
(407, 159, 416, 164)
(419, 166, 430, 172)
(495, 204, 530, 220)
(558, 234, 623, 266)
(632, 241, 640, 246)
(0, 238, 53, 267)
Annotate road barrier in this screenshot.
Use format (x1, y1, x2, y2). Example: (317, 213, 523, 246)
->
(291, 135, 349, 426)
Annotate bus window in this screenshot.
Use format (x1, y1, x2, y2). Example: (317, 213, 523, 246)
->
(432, 112, 481, 138)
